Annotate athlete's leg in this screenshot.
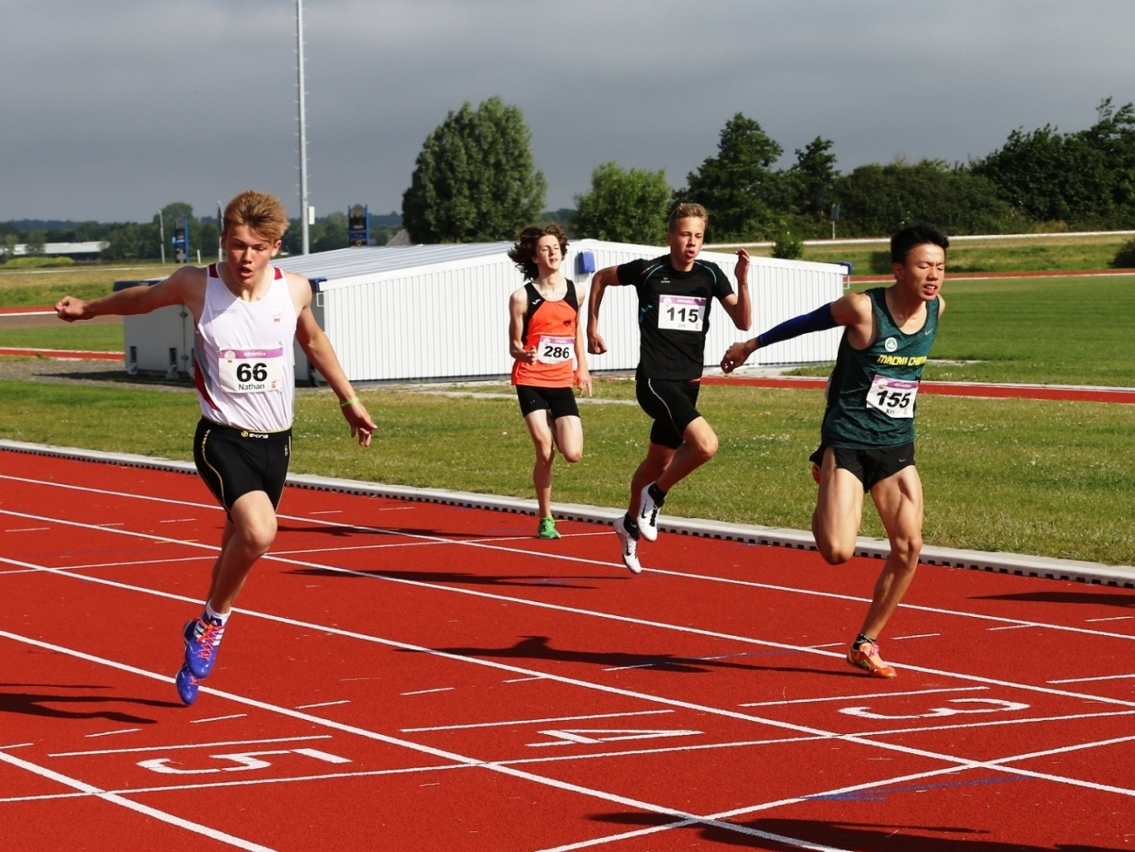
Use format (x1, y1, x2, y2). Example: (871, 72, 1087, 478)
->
(552, 414, 583, 465)
(205, 489, 279, 613)
(523, 409, 557, 518)
(811, 447, 865, 565)
(857, 465, 924, 640)
(655, 416, 719, 493)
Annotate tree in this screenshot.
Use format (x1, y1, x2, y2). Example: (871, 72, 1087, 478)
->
(974, 98, 1135, 228)
(681, 113, 784, 241)
(834, 159, 1018, 237)
(573, 162, 672, 244)
(402, 97, 546, 243)
(786, 136, 839, 220)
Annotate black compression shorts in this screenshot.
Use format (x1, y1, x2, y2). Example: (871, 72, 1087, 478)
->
(193, 418, 292, 515)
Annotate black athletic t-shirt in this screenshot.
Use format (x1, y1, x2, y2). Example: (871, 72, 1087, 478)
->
(616, 255, 734, 380)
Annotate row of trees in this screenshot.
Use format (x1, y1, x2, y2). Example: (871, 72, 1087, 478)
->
(402, 97, 1135, 245)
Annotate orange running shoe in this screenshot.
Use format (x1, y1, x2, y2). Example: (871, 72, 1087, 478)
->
(847, 639, 896, 678)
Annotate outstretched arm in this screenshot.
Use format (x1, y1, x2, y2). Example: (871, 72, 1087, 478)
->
(56, 266, 203, 322)
(573, 288, 592, 397)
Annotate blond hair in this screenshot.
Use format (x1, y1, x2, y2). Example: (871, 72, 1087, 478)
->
(668, 202, 708, 233)
(223, 190, 289, 242)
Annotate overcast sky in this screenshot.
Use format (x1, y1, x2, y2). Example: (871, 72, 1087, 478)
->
(4, 0, 1133, 223)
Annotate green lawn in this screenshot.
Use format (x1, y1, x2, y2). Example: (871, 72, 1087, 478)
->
(0, 322, 123, 351)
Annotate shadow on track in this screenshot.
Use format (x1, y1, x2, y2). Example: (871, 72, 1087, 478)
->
(0, 683, 182, 723)
(405, 634, 861, 678)
(592, 812, 1124, 850)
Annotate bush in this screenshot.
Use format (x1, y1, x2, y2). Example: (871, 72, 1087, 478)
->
(772, 231, 803, 260)
(1111, 239, 1135, 268)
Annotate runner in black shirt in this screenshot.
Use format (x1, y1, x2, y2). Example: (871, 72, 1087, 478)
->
(588, 203, 750, 572)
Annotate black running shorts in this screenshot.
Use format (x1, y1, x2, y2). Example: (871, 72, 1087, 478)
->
(515, 385, 580, 420)
(809, 442, 915, 492)
(636, 376, 702, 450)
(193, 418, 292, 515)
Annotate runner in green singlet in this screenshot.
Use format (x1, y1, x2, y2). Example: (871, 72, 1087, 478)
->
(721, 223, 948, 679)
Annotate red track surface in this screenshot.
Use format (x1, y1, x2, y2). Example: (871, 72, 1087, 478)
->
(2, 449, 1134, 850)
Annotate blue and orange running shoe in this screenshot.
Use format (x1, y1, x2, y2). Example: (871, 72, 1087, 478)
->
(846, 639, 897, 678)
(183, 614, 225, 679)
(175, 664, 200, 705)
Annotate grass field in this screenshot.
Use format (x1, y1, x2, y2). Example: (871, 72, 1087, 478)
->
(2, 259, 1134, 568)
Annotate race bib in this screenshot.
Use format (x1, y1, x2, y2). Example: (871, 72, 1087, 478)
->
(657, 294, 705, 331)
(536, 335, 574, 364)
(866, 374, 919, 419)
(217, 347, 285, 394)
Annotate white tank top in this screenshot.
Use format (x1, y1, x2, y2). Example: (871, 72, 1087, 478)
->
(193, 264, 297, 433)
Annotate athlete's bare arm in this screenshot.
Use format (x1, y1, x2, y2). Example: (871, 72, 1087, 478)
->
(508, 288, 537, 363)
(573, 287, 592, 397)
(56, 266, 206, 324)
(289, 272, 376, 447)
(586, 266, 620, 355)
(719, 248, 752, 331)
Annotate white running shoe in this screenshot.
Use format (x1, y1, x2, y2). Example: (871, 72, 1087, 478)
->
(637, 484, 662, 542)
(612, 518, 642, 574)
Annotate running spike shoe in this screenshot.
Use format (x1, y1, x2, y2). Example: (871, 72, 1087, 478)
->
(175, 664, 200, 705)
(183, 614, 225, 679)
(637, 483, 662, 542)
(613, 517, 642, 574)
(537, 516, 561, 539)
(846, 639, 897, 679)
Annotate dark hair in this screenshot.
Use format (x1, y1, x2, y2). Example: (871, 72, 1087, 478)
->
(891, 223, 949, 264)
(508, 223, 569, 280)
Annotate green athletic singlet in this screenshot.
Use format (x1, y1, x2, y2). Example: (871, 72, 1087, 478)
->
(821, 287, 940, 449)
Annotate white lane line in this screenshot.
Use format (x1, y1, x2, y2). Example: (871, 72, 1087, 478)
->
(1048, 672, 1135, 684)
(191, 714, 248, 724)
(400, 687, 454, 696)
(295, 700, 350, 709)
(0, 743, 34, 750)
(741, 686, 987, 708)
(51, 735, 333, 758)
(85, 728, 140, 739)
(890, 633, 940, 641)
(5, 527, 50, 532)
(987, 624, 1037, 631)
(403, 709, 674, 733)
(0, 749, 278, 852)
(1085, 616, 1133, 623)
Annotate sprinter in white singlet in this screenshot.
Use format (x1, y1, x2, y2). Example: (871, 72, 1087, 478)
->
(56, 189, 376, 706)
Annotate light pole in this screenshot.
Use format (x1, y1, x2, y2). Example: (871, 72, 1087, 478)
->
(296, 0, 310, 255)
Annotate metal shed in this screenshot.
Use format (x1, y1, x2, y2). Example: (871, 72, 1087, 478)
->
(118, 240, 847, 383)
